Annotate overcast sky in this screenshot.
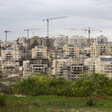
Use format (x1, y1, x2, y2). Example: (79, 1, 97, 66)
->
(0, 0, 112, 41)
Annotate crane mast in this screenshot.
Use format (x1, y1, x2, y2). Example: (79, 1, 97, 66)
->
(43, 16, 67, 38)
(88, 27, 91, 47)
(4, 30, 11, 76)
(24, 28, 42, 38)
(4, 31, 11, 49)
(24, 29, 29, 38)
(70, 27, 102, 47)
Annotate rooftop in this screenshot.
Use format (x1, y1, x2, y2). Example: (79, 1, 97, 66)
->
(100, 56, 112, 61)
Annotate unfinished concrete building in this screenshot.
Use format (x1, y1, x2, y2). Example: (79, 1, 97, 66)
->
(23, 58, 49, 77)
(69, 64, 88, 80)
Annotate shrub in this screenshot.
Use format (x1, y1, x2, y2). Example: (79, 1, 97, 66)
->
(49, 78, 73, 96)
(72, 73, 112, 96)
(0, 94, 6, 107)
(0, 83, 12, 94)
(86, 97, 94, 107)
(13, 75, 53, 96)
(13, 77, 37, 96)
(0, 86, 12, 94)
(12, 73, 112, 97)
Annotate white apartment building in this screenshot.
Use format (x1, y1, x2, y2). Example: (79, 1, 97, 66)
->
(50, 49, 64, 59)
(84, 56, 112, 77)
(91, 43, 111, 57)
(94, 35, 108, 44)
(68, 36, 87, 47)
(23, 60, 31, 77)
(17, 37, 28, 47)
(84, 58, 97, 73)
(53, 35, 108, 48)
(95, 56, 112, 78)
(32, 45, 48, 59)
(1, 47, 22, 61)
(53, 36, 68, 47)
(63, 44, 79, 58)
(83, 47, 91, 56)
(0, 46, 22, 73)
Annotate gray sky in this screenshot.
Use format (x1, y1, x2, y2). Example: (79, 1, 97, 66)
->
(0, 0, 112, 41)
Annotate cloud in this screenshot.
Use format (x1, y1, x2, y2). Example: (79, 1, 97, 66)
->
(0, 0, 112, 41)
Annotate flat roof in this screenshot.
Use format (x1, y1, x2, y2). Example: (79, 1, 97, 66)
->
(100, 57, 112, 61)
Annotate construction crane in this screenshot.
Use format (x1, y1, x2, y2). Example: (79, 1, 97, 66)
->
(4, 30, 11, 76)
(55, 50, 58, 75)
(4, 30, 11, 49)
(70, 27, 102, 47)
(43, 16, 67, 38)
(24, 28, 42, 38)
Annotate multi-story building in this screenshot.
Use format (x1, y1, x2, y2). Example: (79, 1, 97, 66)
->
(17, 37, 28, 47)
(53, 36, 68, 48)
(67, 35, 108, 47)
(52, 59, 87, 80)
(22, 49, 31, 60)
(32, 45, 48, 59)
(83, 47, 91, 57)
(23, 60, 31, 77)
(79, 47, 91, 57)
(84, 56, 112, 77)
(91, 43, 111, 57)
(1, 47, 22, 62)
(68, 36, 88, 47)
(0, 46, 22, 73)
(52, 58, 78, 75)
(23, 58, 49, 77)
(29, 36, 43, 46)
(95, 56, 112, 77)
(93, 35, 108, 44)
(50, 48, 64, 59)
(63, 44, 79, 58)
(69, 64, 87, 80)
(29, 36, 54, 49)
(44, 38, 54, 49)
(84, 58, 97, 73)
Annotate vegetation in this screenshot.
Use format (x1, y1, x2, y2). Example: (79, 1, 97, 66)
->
(13, 73, 112, 97)
(0, 95, 112, 112)
(0, 73, 112, 112)
(0, 94, 6, 107)
(71, 73, 112, 96)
